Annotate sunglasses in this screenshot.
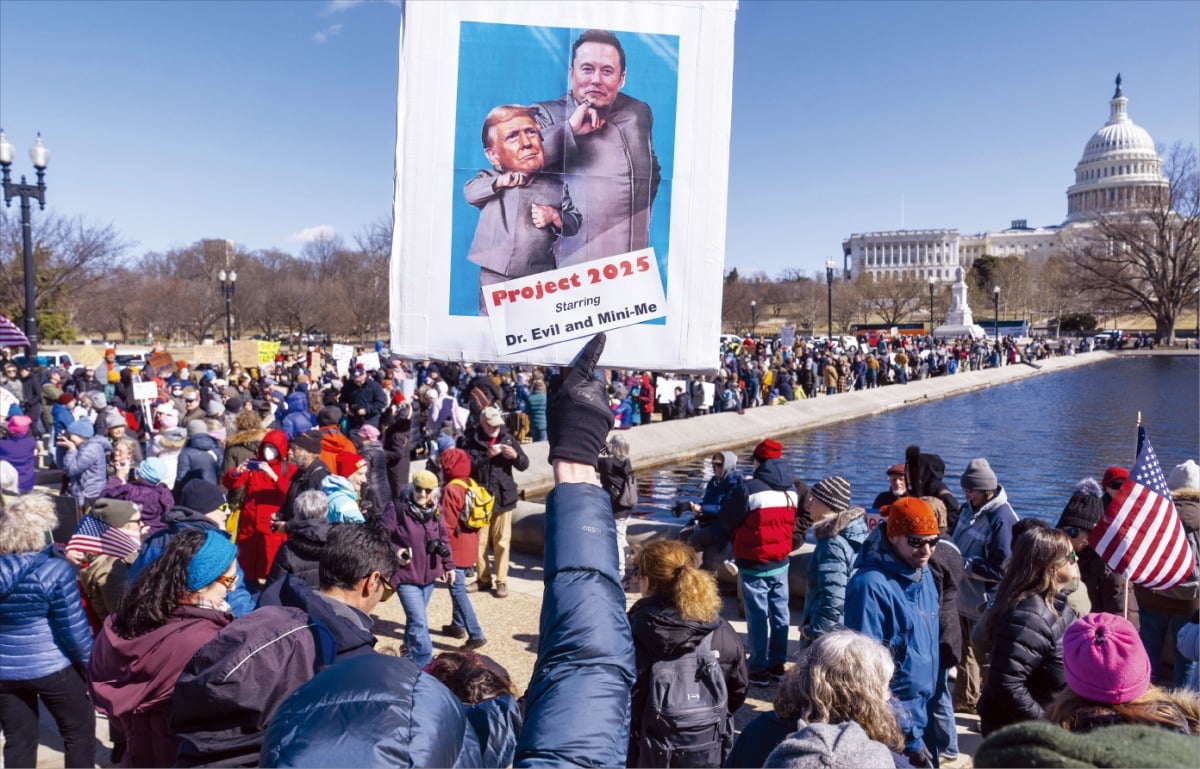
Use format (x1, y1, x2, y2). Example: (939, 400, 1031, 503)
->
(906, 535, 940, 550)
(1064, 526, 1086, 539)
(414, 487, 435, 495)
(216, 574, 238, 590)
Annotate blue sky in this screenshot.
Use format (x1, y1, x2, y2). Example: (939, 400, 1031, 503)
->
(1, 0, 1196, 278)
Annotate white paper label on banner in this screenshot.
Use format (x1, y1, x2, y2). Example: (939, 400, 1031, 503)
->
(132, 381, 158, 402)
(484, 249, 666, 355)
(332, 344, 354, 361)
(357, 352, 381, 371)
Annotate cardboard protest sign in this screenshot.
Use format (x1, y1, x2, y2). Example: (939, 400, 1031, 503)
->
(389, 0, 737, 371)
(148, 351, 175, 378)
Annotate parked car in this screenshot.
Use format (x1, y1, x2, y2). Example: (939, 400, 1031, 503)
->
(11, 350, 78, 373)
(114, 348, 151, 371)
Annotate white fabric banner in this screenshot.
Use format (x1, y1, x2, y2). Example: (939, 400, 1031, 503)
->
(390, 0, 737, 371)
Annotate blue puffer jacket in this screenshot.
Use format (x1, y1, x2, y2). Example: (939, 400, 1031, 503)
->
(260, 652, 522, 768)
(844, 532, 939, 756)
(128, 504, 255, 617)
(280, 392, 317, 439)
(0, 545, 93, 680)
(62, 434, 111, 505)
(799, 508, 870, 641)
(515, 482, 636, 767)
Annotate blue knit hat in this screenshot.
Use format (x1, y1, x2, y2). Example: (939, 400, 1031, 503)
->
(186, 529, 238, 591)
(66, 419, 95, 438)
(137, 457, 167, 485)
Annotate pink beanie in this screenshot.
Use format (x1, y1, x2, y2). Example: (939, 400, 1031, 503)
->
(1063, 613, 1151, 704)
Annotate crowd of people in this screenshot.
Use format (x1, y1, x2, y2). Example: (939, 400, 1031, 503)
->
(1, 333, 1198, 768)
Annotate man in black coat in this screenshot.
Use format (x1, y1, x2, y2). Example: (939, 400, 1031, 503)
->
(465, 406, 528, 598)
(339, 364, 386, 430)
(278, 430, 330, 524)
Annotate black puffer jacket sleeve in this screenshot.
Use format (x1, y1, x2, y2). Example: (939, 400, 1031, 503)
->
(981, 597, 1069, 725)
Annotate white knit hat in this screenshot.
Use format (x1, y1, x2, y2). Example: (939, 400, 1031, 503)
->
(1167, 460, 1199, 492)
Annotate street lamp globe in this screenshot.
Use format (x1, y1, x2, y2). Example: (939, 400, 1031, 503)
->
(29, 134, 49, 169)
(229, 270, 237, 283)
(0, 132, 12, 165)
(219, 269, 227, 282)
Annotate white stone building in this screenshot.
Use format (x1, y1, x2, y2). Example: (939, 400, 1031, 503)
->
(843, 76, 1167, 282)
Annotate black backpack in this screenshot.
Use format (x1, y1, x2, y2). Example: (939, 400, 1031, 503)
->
(634, 630, 730, 768)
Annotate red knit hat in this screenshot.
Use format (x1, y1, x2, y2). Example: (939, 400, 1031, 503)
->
(753, 439, 783, 461)
(336, 452, 367, 478)
(883, 497, 939, 538)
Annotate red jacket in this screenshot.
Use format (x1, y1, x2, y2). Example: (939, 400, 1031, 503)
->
(223, 430, 297, 581)
(720, 459, 797, 569)
(439, 448, 478, 568)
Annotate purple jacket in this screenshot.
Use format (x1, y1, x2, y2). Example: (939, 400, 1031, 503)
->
(89, 605, 232, 768)
(378, 496, 453, 587)
(0, 434, 37, 493)
(102, 479, 174, 534)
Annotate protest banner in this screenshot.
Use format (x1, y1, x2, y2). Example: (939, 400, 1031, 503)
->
(131, 381, 158, 402)
(331, 343, 354, 362)
(389, 0, 737, 371)
(356, 351, 381, 372)
(148, 351, 175, 378)
(256, 341, 281, 365)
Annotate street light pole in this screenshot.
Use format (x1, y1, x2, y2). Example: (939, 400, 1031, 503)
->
(750, 299, 757, 338)
(825, 258, 835, 346)
(928, 276, 936, 335)
(993, 285, 1001, 344)
(218, 269, 238, 373)
(0, 131, 50, 360)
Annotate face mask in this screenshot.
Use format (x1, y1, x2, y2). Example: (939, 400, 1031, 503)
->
(261, 445, 279, 461)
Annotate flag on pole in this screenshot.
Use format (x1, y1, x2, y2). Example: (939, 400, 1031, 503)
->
(0, 313, 29, 349)
(65, 515, 110, 559)
(1090, 426, 1195, 591)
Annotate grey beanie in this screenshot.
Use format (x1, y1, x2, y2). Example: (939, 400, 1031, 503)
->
(961, 457, 998, 491)
(89, 391, 107, 410)
(764, 721, 894, 769)
(205, 399, 225, 417)
(811, 476, 852, 512)
(186, 419, 210, 437)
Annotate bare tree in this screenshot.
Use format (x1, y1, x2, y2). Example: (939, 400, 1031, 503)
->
(1064, 141, 1199, 343)
(0, 210, 129, 332)
(859, 273, 924, 326)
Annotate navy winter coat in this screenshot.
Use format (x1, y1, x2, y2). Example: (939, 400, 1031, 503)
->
(260, 652, 522, 768)
(514, 482, 636, 767)
(800, 508, 870, 641)
(174, 433, 223, 495)
(0, 545, 93, 681)
(280, 392, 317, 439)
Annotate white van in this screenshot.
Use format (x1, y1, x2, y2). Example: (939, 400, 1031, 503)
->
(12, 350, 77, 372)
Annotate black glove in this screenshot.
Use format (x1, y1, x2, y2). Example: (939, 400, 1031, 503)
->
(547, 333, 611, 468)
(905, 747, 934, 768)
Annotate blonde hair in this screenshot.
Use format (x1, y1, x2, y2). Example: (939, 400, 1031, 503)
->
(0, 492, 58, 555)
(632, 539, 720, 623)
(775, 629, 905, 751)
(1045, 684, 1200, 735)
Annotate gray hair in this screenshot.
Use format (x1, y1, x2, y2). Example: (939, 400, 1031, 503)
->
(293, 490, 329, 524)
(0, 492, 58, 555)
(606, 432, 630, 461)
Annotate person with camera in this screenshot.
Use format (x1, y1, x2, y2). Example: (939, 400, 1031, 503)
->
(376, 469, 456, 667)
(221, 428, 296, 585)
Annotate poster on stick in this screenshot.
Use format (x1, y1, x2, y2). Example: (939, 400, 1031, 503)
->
(389, 0, 737, 371)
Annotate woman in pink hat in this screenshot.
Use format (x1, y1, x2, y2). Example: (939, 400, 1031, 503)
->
(0, 414, 37, 493)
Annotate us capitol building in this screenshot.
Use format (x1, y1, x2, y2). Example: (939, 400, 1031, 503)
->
(842, 76, 1168, 282)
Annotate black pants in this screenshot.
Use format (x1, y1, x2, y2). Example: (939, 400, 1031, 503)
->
(0, 666, 96, 768)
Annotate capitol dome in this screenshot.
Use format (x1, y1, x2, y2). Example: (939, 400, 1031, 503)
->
(1065, 75, 1167, 223)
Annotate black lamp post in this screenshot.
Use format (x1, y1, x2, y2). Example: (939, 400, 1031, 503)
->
(218, 269, 237, 373)
(928, 276, 936, 334)
(0, 131, 50, 359)
(993, 285, 1001, 343)
(825, 258, 835, 346)
(750, 299, 757, 338)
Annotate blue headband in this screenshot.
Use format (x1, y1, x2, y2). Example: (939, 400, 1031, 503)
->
(186, 529, 238, 592)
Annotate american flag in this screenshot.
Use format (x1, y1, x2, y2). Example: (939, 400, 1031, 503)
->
(1090, 426, 1195, 590)
(65, 515, 110, 558)
(100, 526, 140, 559)
(0, 313, 29, 350)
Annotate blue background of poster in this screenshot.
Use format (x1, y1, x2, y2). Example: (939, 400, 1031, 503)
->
(448, 22, 679, 316)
